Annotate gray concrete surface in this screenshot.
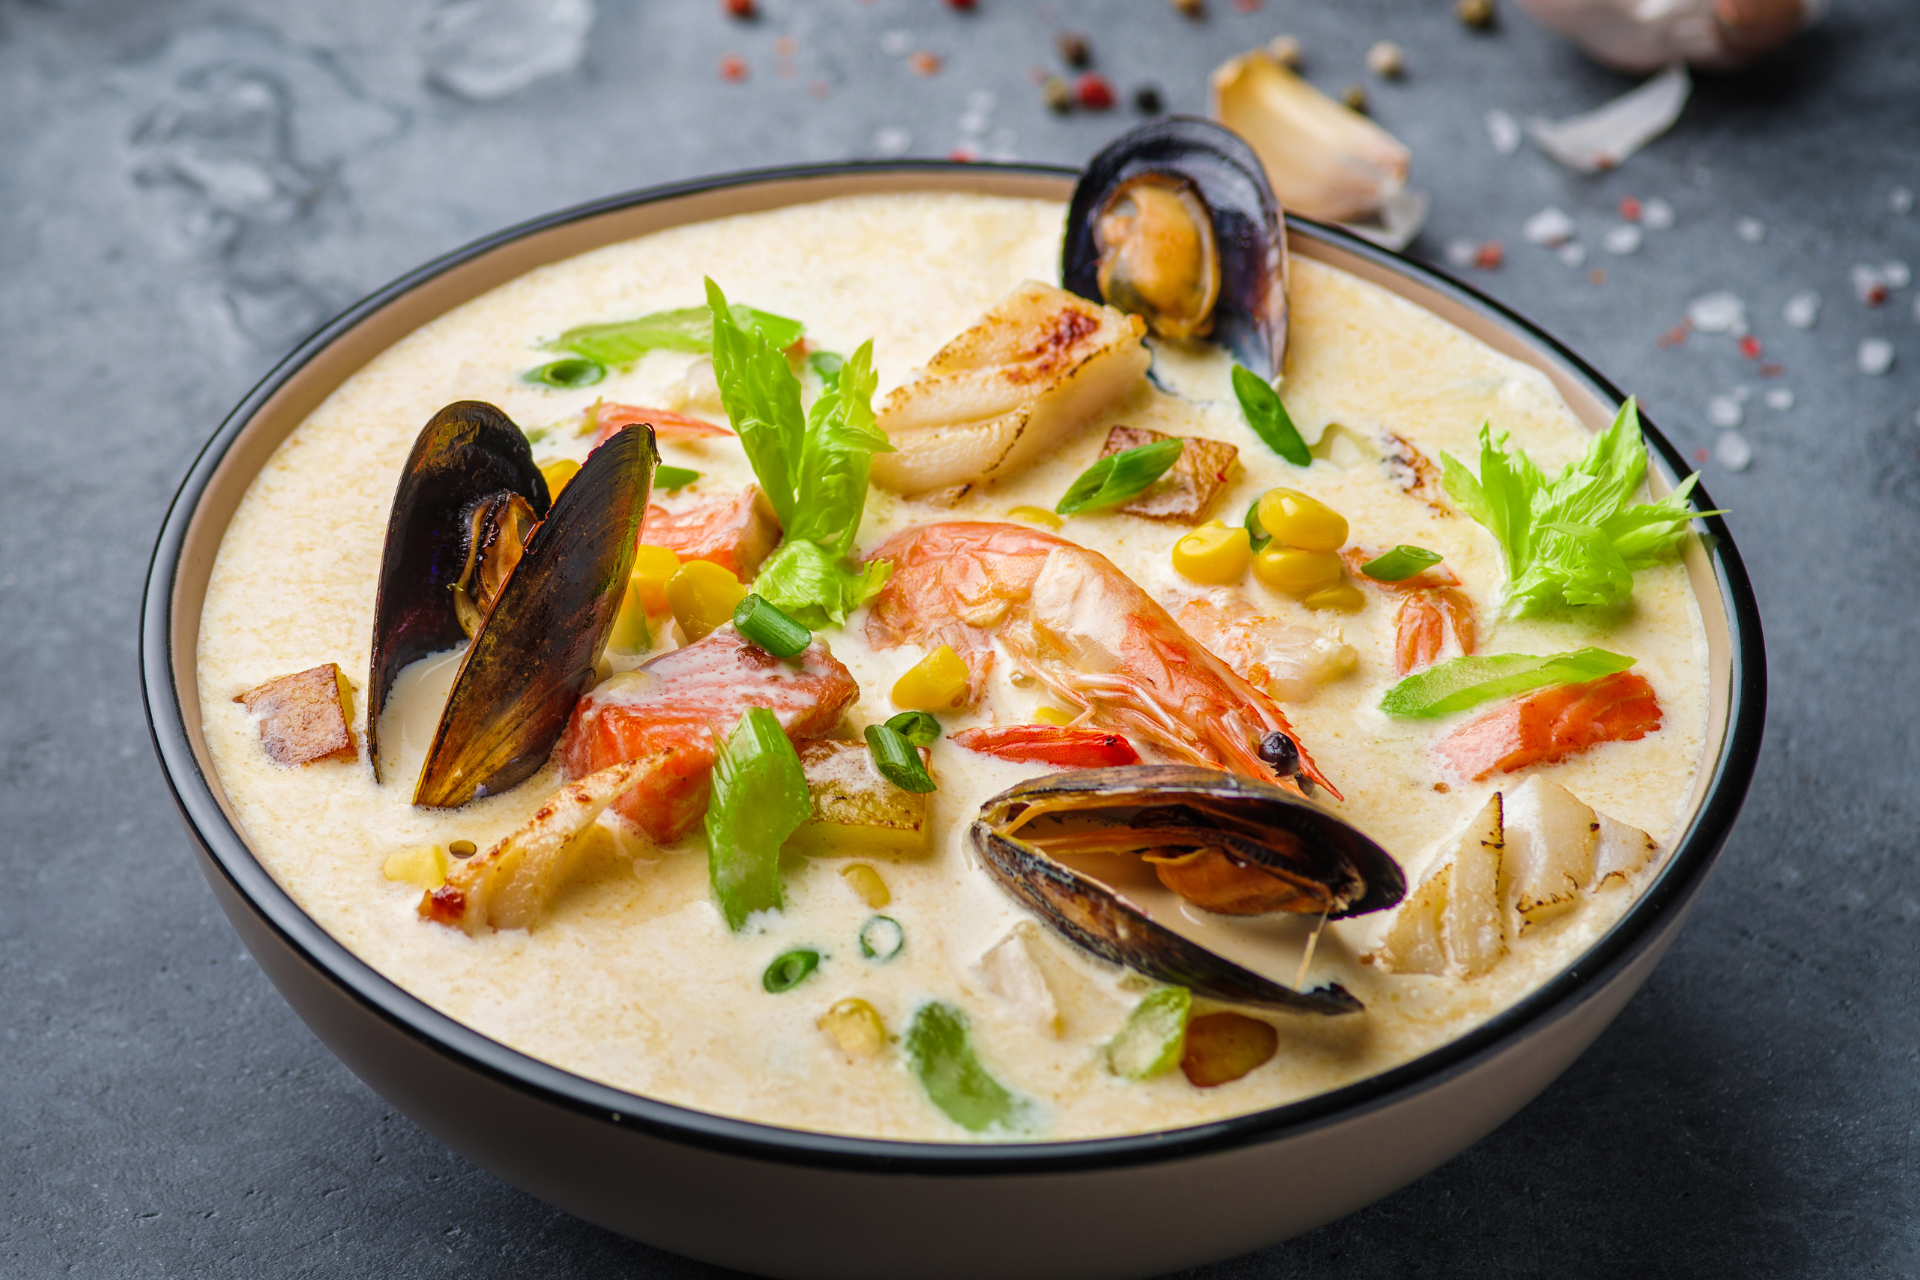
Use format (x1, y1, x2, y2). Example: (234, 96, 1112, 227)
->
(3, 0, 1917, 1275)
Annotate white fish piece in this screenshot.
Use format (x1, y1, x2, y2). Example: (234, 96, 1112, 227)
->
(1370, 794, 1506, 977)
(1501, 775, 1598, 935)
(1591, 810, 1660, 888)
(975, 921, 1063, 1036)
(1526, 63, 1691, 173)
(871, 281, 1149, 497)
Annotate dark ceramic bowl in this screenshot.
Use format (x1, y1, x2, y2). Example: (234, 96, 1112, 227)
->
(141, 163, 1764, 1280)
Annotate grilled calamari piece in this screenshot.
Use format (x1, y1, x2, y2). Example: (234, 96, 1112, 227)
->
(1097, 425, 1239, 523)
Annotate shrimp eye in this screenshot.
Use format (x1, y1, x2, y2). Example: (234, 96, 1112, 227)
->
(1258, 731, 1301, 778)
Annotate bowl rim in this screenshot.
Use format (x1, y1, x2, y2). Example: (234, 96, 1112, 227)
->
(141, 157, 1766, 1177)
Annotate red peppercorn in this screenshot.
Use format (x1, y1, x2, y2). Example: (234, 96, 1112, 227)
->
(719, 54, 748, 81)
(1739, 335, 1762, 359)
(947, 0, 977, 9)
(724, 0, 755, 17)
(1473, 240, 1504, 270)
(1618, 196, 1643, 221)
(1074, 73, 1115, 110)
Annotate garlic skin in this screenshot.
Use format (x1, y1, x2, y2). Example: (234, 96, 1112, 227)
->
(1513, 0, 1820, 73)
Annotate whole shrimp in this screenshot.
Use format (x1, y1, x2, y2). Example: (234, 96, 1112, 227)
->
(865, 522, 1340, 799)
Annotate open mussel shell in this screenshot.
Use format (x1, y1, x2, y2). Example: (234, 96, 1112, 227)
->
(1062, 117, 1289, 379)
(367, 401, 550, 781)
(970, 765, 1407, 1015)
(413, 424, 656, 808)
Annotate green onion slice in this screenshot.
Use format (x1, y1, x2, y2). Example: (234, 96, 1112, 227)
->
(865, 724, 937, 794)
(906, 1001, 1022, 1132)
(733, 592, 812, 658)
(1105, 986, 1192, 1080)
(884, 710, 941, 747)
(1231, 365, 1310, 467)
(808, 349, 845, 388)
(1055, 438, 1185, 516)
(655, 464, 700, 491)
(762, 948, 821, 993)
(858, 915, 905, 961)
(1360, 545, 1444, 581)
(1379, 648, 1637, 719)
(547, 304, 804, 368)
(522, 358, 605, 389)
(1243, 497, 1273, 552)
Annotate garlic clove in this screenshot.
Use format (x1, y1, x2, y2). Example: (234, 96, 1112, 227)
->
(1526, 63, 1691, 173)
(1513, 0, 1818, 73)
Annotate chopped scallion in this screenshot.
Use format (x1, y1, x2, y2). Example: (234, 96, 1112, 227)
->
(547, 304, 804, 369)
(1105, 986, 1192, 1080)
(522, 358, 605, 389)
(733, 592, 812, 658)
(883, 710, 941, 747)
(1231, 364, 1310, 467)
(858, 915, 905, 961)
(1360, 545, 1444, 581)
(762, 948, 821, 993)
(865, 723, 937, 793)
(906, 1002, 1022, 1132)
(1054, 438, 1185, 516)
(1244, 497, 1273, 551)
(655, 464, 700, 491)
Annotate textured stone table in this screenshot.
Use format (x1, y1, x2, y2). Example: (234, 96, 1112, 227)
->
(3, 0, 1916, 1275)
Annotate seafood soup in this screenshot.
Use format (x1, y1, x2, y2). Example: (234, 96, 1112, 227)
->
(198, 127, 1713, 1142)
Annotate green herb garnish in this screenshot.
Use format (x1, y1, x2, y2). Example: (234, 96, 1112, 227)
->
(1105, 986, 1192, 1080)
(707, 279, 894, 625)
(1440, 398, 1724, 617)
(762, 948, 821, 993)
(546, 304, 804, 369)
(732, 592, 812, 658)
(1244, 496, 1273, 551)
(655, 464, 700, 491)
(884, 710, 941, 747)
(705, 707, 810, 930)
(1055, 438, 1185, 516)
(1380, 648, 1637, 719)
(858, 915, 905, 961)
(522, 357, 605, 389)
(1360, 545, 1444, 581)
(1231, 364, 1311, 467)
(808, 349, 845, 388)
(905, 1002, 1022, 1132)
(865, 723, 937, 794)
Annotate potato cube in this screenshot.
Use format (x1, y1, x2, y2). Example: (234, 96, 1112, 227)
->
(236, 664, 356, 765)
(786, 739, 932, 858)
(383, 845, 448, 890)
(1100, 425, 1240, 523)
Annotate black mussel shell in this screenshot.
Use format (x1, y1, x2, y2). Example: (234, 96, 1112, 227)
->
(412, 425, 656, 808)
(367, 402, 550, 781)
(1063, 117, 1289, 379)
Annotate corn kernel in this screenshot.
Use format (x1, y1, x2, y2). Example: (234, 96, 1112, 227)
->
(1033, 705, 1076, 727)
(667, 559, 747, 642)
(1256, 488, 1348, 552)
(541, 458, 581, 499)
(840, 863, 891, 908)
(1008, 505, 1063, 530)
(1302, 582, 1367, 612)
(630, 544, 682, 613)
(383, 844, 448, 890)
(818, 998, 888, 1058)
(606, 580, 651, 653)
(1252, 545, 1345, 596)
(1171, 520, 1252, 584)
(892, 644, 970, 710)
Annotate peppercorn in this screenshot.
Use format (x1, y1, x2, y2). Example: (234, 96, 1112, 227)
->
(1074, 73, 1115, 110)
(723, 0, 755, 17)
(946, 0, 976, 9)
(1340, 84, 1368, 113)
(1456, 0, 1495, 28)
(1042, 76, 1072, 113)
(1267, 35, 1303, 68)
(1133, 84, 1163, 114)
(1056, 32, 1090, 67)
(1169, 0, 1204, 16)
(1366, 40, 1405, 78)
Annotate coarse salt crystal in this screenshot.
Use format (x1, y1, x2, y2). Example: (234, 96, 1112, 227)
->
(1642, 197, 1675, 230)
(1736, 217, 1766, 243)
(1783, 291, 1820, 329)
(1523, 207, 1575, 247)
(1687, 291, 1748, 336)
(1859, 338, 1894, 375)
(1763, 387, 1794, 411)
(1715, 431, 1752, 472)
(872, 126, 912, 156)
(1885, 260, 1912, 289)
(1732, 384, 1753, 402)
(1893, 187, 1914, 216)
(967, 89, 997, 112)
(1603, 224, 1642, 255)
(1485, 109, 1521, 155)
(1558, 242, 1587, 267)
(880, 29, 912, 56)
(1707, 394, 1743, 427)
(1445, 238, 1477, 268)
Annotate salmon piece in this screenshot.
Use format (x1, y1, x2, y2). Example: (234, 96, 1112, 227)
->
(1434, 672, 1663, 781)
(593, 403, 732, 444)
(950, 725, 1140, 767)
(556, 628, 858, 842)
(640, 488, 782, 579)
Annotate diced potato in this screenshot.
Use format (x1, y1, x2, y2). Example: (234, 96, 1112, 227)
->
(421, 757, 650, 934)
(871, 281, 1151, 497)
(818, 998, 888, 1059)
(1100, 425, 1240, 523)
(1370, 794, 1506, 978)
(785, 739, 932, 858)
(235, 663, 357, 766)
(382, 844, 447, 890)
(1502, 776, 1598, 935)
(975, 922, 1062, 1036)
(1180, 1012, 1279, 1087)
(1591, 810, 1660, 889)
